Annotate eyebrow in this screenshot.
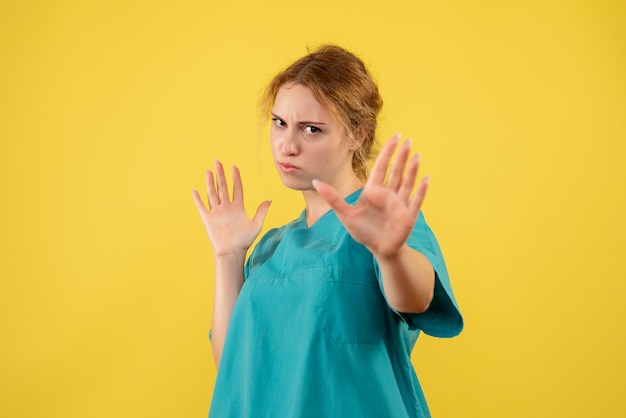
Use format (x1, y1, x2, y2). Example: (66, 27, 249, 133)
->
(271, 112, 328, 125)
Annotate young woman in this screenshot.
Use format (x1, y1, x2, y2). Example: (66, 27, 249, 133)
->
(192, 45, 463, 418)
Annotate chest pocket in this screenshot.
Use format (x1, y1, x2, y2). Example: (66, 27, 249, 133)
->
(321, 264, 387, 345)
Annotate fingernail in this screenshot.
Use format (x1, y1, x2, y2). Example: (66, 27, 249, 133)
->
(405, 138, 412, 146)
(312, 179, 320, 188)
(394, 132, 402, 139)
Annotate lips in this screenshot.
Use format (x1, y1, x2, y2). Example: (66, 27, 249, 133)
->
(278, 162, 299, 174)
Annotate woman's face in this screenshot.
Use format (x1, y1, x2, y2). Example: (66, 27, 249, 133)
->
(270, 83, 359, 193)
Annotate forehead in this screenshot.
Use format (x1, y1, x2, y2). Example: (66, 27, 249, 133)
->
(273, 83, 331, 119)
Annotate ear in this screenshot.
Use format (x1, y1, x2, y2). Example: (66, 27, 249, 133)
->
(349, 128, 367, 151)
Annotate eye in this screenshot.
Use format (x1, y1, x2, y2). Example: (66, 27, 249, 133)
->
(304, 125, 322, 134)
(272, 117, 286, 127)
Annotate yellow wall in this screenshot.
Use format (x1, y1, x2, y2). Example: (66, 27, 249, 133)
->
(1, 1, 624, 417)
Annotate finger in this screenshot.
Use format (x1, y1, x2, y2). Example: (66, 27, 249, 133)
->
(409, 176, 429, 218)
(205, 169, 219, 208)
(252, 200, 272, 227)
(398, 154, 420, 202)
(232, 165, 243, 203)
(369, 134, 401, 186)
(214, 160, 230, 203)
(191, 189, 208, 214)
(386, 139, 411, 191)
(312, 179, 353, 217)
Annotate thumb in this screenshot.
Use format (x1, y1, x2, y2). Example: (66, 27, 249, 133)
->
(252, 200, 272, 226)
(312, 179, 352, 217)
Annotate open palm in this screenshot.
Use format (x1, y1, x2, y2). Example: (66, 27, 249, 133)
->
(314, 135, 428, 258)
(191, 161, 271, 257)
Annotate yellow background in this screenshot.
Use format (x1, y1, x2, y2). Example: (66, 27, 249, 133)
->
(1, 0, 625, 417)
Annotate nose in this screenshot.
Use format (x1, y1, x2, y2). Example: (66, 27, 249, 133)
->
(279, 128, 299, 156)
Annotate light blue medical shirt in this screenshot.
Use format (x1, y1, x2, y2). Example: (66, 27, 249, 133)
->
(209, 189, 463, 418)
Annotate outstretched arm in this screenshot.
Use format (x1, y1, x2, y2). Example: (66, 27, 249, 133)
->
(313, 135, 434, 313)
(192, 161, 271, 367)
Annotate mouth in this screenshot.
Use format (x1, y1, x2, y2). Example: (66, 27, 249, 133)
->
(278, 162, 299, 174)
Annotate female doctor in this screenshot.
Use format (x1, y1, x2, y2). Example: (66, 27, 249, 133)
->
(192, 44, 463, 418)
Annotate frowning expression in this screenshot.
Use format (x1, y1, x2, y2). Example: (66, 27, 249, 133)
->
(270, 83, 358, 192)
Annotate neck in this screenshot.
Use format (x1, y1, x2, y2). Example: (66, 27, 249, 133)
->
(302, 176, 363, 227)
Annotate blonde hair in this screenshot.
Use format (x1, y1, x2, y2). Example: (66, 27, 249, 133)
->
(260, 45, 383, 180)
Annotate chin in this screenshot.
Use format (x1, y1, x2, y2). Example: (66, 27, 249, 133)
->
(278, 175, 313, 191)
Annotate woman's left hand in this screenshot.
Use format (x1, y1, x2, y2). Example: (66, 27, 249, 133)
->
(313, 134, 428, 259)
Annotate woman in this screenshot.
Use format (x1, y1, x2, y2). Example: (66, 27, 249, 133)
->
(192, 45, 463, 418)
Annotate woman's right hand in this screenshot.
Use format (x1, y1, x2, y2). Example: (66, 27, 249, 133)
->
(191, 160, 271, 257)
